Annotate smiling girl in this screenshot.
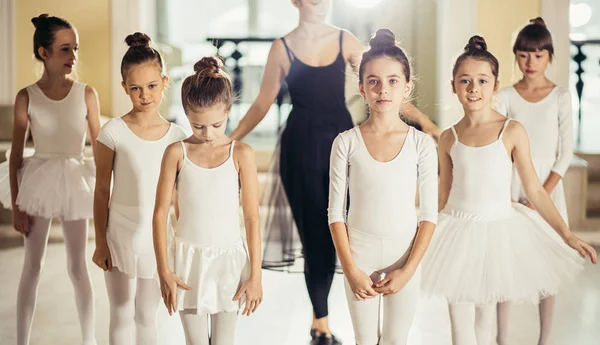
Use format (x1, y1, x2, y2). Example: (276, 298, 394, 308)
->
(0, 14, 100, 345)
(421, 35, 595, 345)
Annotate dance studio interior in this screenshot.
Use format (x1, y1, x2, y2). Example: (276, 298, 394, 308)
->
(0, 0, 599, 344)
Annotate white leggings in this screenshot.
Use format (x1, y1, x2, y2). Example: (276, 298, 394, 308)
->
(448, 302, 495, 345)
(497, 296, 555, 345)
(104, 270, 162, 345)
(17, 216, 95, 345)
(179, 311, 238, 345)
(345, 227, 420, 345)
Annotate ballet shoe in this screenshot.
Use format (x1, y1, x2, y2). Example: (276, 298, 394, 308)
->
(310, 333, 342, 345)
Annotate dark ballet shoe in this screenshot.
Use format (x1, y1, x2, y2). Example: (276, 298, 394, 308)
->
(310, 333, 342, 345)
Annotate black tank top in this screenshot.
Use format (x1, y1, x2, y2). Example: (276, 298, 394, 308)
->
(281, 30, 353, 126)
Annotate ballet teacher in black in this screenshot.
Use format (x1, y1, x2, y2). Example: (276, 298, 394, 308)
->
(229, 1, 440, 344)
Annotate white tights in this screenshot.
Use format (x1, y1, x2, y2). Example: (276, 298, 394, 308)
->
(344, 228, 421, 345)
(179, 311, 238, 345)
(104, 270, 162, 345)
(448, 302, 495, 345)
(497, 296, 555, 345)
(344, 271, 421, 345)
(17, 216, 95, 345)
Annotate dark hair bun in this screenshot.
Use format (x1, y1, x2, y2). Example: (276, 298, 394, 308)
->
(369, 28, 396, 50)
(194, 56, 224, 77)
(125, 32, 151, 48)
(31, 14, 50, 28)
(529, 17, 546, 27)
(464, 35, 487, 52)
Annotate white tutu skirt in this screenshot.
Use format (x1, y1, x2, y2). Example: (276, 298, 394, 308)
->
(106, 204, 159, 279)
(421, 203, 584, 304)
(0, 151, 95, 220)
(170, 237, 249, 314)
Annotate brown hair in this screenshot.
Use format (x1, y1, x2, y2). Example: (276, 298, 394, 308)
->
(513, 17, 554, 60)
(120, 32, 165, 80)
(452, 35, 500, 81)
(181, 56, 234, 113)
(359, 28, 411, 83)
(31, 14, 74, 62)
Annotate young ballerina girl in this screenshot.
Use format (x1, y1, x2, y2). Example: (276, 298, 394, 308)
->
(0, 14, 100, 345)
(92, 32, 187, 345)
(229, 2, 439, 342)
(153, 56, 262, 345)
(328, 29, 438, 345)
(421, 35, 597, 345)
(494, 17, 573, 345)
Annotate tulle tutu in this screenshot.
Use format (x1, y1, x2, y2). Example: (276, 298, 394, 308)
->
(0, 150, 95, 220)
(421, 203, 584, 304)
(170, 237, 249, 313)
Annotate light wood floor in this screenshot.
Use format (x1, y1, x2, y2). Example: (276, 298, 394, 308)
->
(0, 232, 598, 345)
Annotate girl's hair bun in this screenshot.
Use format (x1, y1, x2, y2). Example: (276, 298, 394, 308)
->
(125, 32, 151, 48)
(193, 56, 224, 78)
(464, 35, 487, 52)
(369, 28, 396, 50)
(529, 17, 547, 27)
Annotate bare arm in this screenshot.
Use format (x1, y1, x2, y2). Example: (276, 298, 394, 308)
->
(236, 143, 262, 281)
(91, 142, 115, 271)
(510, 122, 568, 236)
(93, 143, 114, 248)
(403, 222, 435, 271)
(9, 89, 31, 234)
(437, 129, 455, 211)
(402, 103, 441, 141)
(153, 143, 181, 276)
(232, 142, 263, 316)
(85, 86, 101, 159)
(541, 172, 562, 196)
(375, 220, 436, 296)
(342, 30, 364, 73)
(330, 222, 354, 272)
(153, 143, 190, 315)
(509, 121, 596, 263)
(229, 40, 287, 141)
(9, 89, 29, 205)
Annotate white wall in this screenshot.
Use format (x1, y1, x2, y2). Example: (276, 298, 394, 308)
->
(0, 0, 16, 105)
(541, 0, 571, 88)
(111, 0, 158, 117)
(333, 0, 439, 123)
(436, 0, 478, 129)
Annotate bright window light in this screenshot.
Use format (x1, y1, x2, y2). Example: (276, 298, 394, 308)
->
(345, 0, 386, 9)
(570, 3, 592, 28)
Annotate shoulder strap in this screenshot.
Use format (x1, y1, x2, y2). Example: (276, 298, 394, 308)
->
(179, 141, 187, 160)
(498, 118, 511, 140)
(339, 30, 344, 55)
(450, 126, 458, 141)
(280, 37, 294, 63)
(229, 140, 236, 158)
